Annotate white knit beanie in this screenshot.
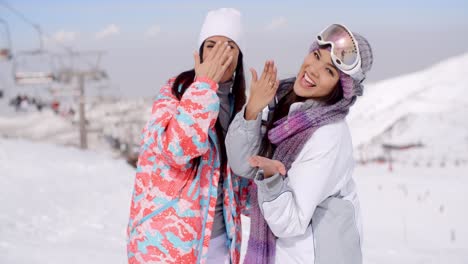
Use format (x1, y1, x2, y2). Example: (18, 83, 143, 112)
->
(198, 8, 243, 51)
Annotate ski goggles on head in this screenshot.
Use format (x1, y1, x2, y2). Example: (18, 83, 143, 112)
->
(316, 24, 364, 80)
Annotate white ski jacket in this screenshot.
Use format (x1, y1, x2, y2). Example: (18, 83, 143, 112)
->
(226, 105, 363, 264)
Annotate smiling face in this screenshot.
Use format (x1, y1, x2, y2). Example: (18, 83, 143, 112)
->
(293, 48, 341, 99)
(201, 35, 240, 83)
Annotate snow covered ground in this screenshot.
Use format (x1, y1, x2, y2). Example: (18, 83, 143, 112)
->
(1, 138, 467, 264)
(0, 139, 135, 264)
(354, 165, 468, 264)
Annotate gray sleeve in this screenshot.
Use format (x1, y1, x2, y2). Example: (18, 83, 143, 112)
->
(254, 171, 291, 216)
(226, 106, 263, 179)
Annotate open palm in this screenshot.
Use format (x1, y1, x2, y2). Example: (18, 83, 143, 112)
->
(248, 155, 286, 178)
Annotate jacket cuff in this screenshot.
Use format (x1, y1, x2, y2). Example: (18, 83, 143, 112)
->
(238, 106, 262, 134)
(194, 77, 218, 92)
(255, 170, 284, 201)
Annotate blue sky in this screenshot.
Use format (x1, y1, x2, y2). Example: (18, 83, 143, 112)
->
(6, 0, 468, 32)
(1, 0, 468, 97)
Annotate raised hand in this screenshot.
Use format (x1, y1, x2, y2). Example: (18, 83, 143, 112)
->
(194, 41, 233, 83)
(248, 155, 286, 178)
(245, 61, 279, 120)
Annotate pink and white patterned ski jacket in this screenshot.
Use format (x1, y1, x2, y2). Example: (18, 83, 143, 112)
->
(127, 76, 250, 264)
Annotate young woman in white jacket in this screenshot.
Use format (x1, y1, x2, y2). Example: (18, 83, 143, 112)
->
(226, 24, 374, 264)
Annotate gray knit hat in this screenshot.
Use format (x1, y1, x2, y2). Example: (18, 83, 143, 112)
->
(309, 32, 373, 99)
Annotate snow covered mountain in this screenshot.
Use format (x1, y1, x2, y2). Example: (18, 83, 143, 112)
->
(348, 52, 468, 164)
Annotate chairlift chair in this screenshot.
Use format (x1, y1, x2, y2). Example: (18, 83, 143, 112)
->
(13, 49, 55, 85)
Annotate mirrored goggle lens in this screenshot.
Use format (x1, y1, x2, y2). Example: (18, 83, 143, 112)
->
(318, 24, 358, 66)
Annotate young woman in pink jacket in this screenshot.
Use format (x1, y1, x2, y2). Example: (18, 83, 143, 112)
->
(126, 8, 274, 263)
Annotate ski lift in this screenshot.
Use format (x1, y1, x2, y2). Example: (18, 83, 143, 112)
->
(53, 53, 74, 84)
(0, 18, 12, 61)
(12, 24, 55, 85)
(54, 52, 108, 84)
(89, 69, 108, 81)
(13, 49, 55, 85)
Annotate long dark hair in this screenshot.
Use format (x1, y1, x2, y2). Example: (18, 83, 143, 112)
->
(259, 77, 343, 158)
(171, 41, 246, 171)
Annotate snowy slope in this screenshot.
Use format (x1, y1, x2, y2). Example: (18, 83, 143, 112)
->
(354, 164, 468, 264)
(356, 110, 468, 165)
(2, 139, 467, 264)
(0, 97, 152, 152)
(348, 52, 468, 160)
(0, 138, 135, 264)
